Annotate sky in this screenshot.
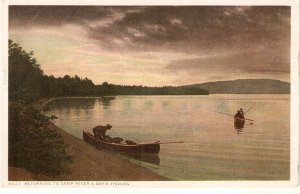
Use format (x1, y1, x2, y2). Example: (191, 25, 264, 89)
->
(9, 6, 290, 86)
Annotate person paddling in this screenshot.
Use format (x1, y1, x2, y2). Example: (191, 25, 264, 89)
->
(239, 108, 245, 116)
(93, 124, 112, 141)
(234, 110, 244, 120)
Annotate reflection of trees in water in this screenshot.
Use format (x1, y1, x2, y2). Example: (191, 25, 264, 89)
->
(99, 96, 116, 109)
(47, 98, 97, 110)
(45, 97, 117, 112)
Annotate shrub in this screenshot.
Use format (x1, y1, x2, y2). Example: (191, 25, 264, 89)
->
(9, 102, 71, 176)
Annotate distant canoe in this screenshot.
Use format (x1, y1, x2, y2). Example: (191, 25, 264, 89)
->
(234, 117, 246, 124)
(83, 131, 160, 154)
(234, 117, 246, 130)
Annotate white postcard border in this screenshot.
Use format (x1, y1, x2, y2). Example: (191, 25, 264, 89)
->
(1, 0, 299, 190)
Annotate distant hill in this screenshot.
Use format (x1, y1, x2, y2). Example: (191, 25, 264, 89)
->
(187, 79, 290, 94)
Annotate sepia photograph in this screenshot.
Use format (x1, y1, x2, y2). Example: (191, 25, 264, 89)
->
(1, 0, 299, 189)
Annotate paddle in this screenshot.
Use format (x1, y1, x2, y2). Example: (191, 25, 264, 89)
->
(244, 107, 253, 114)
(158, 141, 184, 144)
(140, 141, 184, 145)
(217, 111, 254, 121)
(234, 116, 254, 122)
(217, 111, 235, 117)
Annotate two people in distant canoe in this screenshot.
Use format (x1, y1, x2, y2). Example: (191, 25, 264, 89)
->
(234, 108, 245, 119)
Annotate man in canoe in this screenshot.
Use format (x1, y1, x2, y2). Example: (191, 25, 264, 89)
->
(93, 124, 112, 141)
(239, 108, 245, 116)
(234, 110, 244, 119)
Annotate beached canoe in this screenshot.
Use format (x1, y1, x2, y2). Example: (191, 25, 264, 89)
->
(83, 131, 160, 154)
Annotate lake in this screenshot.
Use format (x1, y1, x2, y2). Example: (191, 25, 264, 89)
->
(44, 95, 290, 180)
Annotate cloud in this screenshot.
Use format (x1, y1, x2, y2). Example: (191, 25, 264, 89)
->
(9, 6, 291, 85)
(165, 49, 290, 76)
(10, 6, 290, 54)
(9, 6, 142, 28)
(9, 6, 111, 27)
(85, 6, 290, 54)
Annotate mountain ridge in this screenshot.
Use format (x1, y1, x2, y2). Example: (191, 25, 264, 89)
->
(186, 79, 290, 94)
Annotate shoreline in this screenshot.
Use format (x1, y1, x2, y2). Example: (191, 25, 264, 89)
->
(10, 98, 169, 181)
(46, 124, 168, 181)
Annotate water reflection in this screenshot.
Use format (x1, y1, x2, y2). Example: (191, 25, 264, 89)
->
(47, 98, 97, 110)
(99, 96, 116, 109)
(234, 119, 245, 134)
(120, 153, 160, 166)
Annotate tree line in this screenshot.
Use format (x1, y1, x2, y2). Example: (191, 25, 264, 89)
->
(98, 82, 208, 96)
(9, 39, 97, 103)
(9, 39, 208, 103)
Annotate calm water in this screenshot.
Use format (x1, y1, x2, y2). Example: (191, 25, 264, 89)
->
(44, 95, 290, 180)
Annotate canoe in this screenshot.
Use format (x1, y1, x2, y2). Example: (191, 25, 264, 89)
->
(234, 117, 245, 130)
(234, 116, 246, 124)
(83, 131, 160, 154)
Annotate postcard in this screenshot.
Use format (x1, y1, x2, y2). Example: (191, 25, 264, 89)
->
(1, 0, 299, 191)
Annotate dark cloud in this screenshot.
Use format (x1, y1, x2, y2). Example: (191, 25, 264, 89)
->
(10, 6, 289, 54)
(86, 6, 290, 53)
(166, 49, 290, 75)
(9, 6, 113, 27)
